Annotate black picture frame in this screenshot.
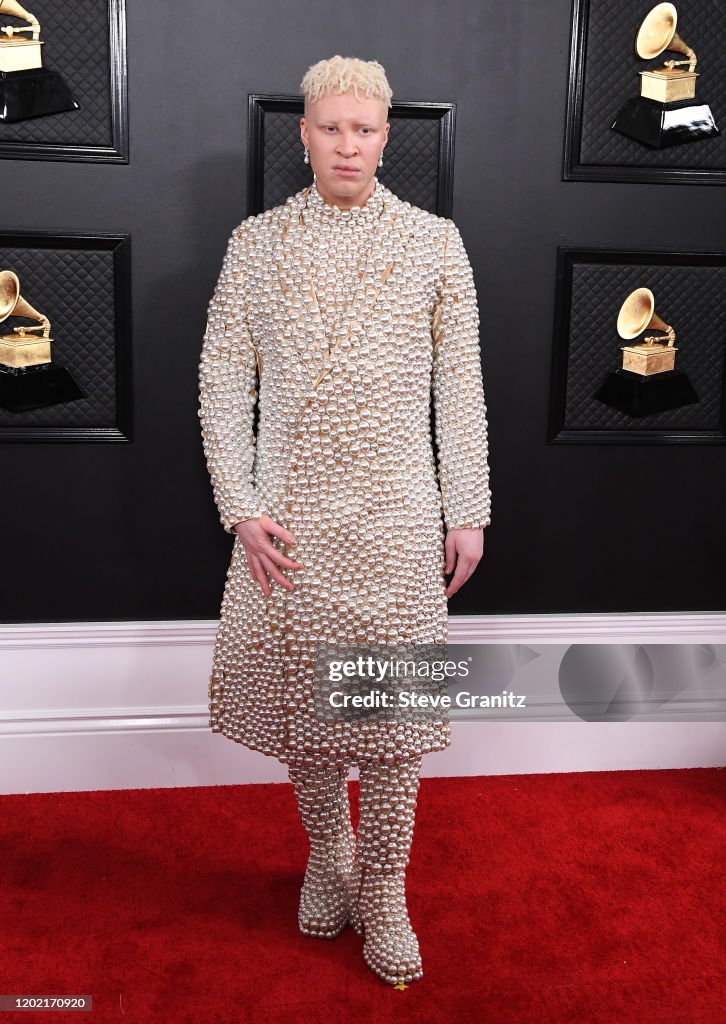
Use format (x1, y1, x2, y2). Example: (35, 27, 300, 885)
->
(0, 0, 128, 163)
(247, 94, 457, 216)
(0, 230, 132, 441)
(563, 0, 726, 185)
(548, 246, 726, 444)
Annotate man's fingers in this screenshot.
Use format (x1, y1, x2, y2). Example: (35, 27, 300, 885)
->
(445, 571, 466, 598)
(247, 552, 272, 597)
(444, 535, 458, 575)
(260, 515, 298, 547)
(246, 551, 295, 596)
(444, 542, 460, 578)
(235, 516, 298, 552)
(257, 552, 296, 592)
(445, 558, 476, 598)
(260, 544, 305, 571)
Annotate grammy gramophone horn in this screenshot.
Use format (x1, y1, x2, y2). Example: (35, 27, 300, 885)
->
(616, 287, 675, 344)
(0, 0, 39, 34)
(0, 269, 51, 336)
(635, 3, 696, 72)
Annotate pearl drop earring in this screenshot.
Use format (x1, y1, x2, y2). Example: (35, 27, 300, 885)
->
(378, 151, 384, 167)
(303, 146, 309, 164)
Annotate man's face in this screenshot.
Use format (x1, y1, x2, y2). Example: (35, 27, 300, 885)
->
(300, 90, 390, 207)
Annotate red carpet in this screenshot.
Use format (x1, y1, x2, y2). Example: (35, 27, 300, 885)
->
(1, 767, 725, 1024)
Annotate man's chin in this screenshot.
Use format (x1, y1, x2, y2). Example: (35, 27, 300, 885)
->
(326, 173, 373, 189)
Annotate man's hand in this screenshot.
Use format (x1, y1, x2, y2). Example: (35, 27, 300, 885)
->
(233, 515, 305, 597)
(444, 528, 484, 598)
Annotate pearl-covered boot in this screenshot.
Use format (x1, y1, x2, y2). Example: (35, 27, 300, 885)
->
(353, 755, 424, 985)
(358, 864, 423, 984)
(288, 760, 357, 938)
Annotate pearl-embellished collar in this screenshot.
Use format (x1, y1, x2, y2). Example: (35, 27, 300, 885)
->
(302, 175, 386, 223)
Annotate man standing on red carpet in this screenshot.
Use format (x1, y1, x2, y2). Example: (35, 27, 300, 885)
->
(198, 54, 492, 986)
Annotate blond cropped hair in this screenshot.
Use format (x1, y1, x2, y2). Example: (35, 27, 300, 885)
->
(300, 55, 392, 111)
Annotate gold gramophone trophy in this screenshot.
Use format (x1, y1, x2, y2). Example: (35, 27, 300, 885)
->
(0, 269, 84, 411)
(0, 0, 79, 123)
(611, 2, 719, 148)
(594, 287, 698, 416)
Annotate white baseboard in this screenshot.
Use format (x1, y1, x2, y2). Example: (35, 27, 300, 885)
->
(1, 613, 725, 794)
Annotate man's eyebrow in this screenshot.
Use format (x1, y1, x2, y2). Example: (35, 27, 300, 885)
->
(319, 119, 377, 126)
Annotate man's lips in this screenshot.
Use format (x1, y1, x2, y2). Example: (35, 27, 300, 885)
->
(333, 166, 360, 173)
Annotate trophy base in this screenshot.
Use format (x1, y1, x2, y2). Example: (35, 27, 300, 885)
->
(611, 96, 720, 149)
(0, 66, 80, 123)
(0, 362, 85, 412)
(594, 368, 699, 417)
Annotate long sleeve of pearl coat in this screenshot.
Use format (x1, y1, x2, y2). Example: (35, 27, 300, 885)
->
(198, 224, 268, 533)
(431, 221, 492, 531)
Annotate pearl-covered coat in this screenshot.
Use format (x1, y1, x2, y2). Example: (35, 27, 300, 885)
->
(198, 176, 491, 765)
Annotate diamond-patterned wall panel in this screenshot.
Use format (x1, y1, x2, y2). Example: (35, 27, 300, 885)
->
(561, 259, 726, 431)
(576, 0, 726, 169)
(0, 0, 124, 157)
(0, 241, 124, 429)
(255, 103, 450, 214)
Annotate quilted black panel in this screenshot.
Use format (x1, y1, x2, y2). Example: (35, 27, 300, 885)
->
(572, 0, 725, 170)
(252, 99, 453, 215)
(0, 0, 125, 159)
(0, 239, 125, 431)
(560, 257, 726, 431)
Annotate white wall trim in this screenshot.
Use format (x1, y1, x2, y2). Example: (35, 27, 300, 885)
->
(1, 611, 725, 648)
(1, 613, 725, 794)
(447, 612, 726, 642)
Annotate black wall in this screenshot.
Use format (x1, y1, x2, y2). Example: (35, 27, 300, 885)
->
(1, 0, 724, 622)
